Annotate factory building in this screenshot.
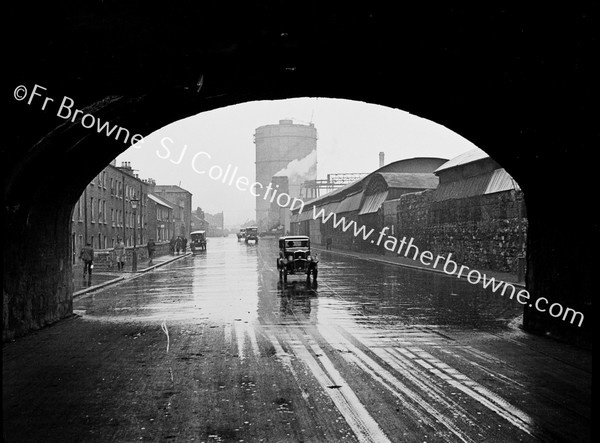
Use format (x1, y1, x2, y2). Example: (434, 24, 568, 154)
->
(254, 119, 317, 232)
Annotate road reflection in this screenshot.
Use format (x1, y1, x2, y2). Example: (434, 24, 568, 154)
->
(75, 236, 522, 331)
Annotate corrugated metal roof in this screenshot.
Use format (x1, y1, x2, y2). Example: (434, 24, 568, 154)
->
(432, 173, 491, 202)
(434, 148, 489, 173)
(432, 168, 521, 202)
(336, 191, 364, 213)
(322, 201, 340, 215)
(378, 172, 439, 189)
(148, 193, 173, 208)
(359, 191, 388, 215)
(485, 168, 521, 194)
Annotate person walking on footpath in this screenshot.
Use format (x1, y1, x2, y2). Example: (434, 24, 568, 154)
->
(147, 238, 156, 266)
(169, 236, 176, 255)
(175, 236, 182, 254)
(114, 237, 126, 271)
(79, 241, 94, 283)
(182, 236, 187, 253)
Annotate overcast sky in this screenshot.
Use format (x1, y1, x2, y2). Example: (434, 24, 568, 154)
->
(115, 97, 478, 227)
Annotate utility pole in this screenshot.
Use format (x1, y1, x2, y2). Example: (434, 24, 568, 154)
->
(122, 172, 126, 244)
(83, 186, 88, 246)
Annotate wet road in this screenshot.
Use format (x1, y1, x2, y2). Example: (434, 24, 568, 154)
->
(3, 236, 590, 442)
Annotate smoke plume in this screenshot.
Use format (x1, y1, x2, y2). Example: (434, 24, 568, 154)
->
(274, 150, 317, 181)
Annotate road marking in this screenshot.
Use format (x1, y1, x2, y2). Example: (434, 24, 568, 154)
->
(244, 321, 261, 358)
(289, 335, 391, 443)
(407, 347, 538, 438)
(317, 323, 479, 442)
(233, 320, 245, 360)
(263, 329, 311, 401)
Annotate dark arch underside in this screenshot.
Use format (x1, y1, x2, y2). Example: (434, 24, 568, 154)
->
(5, 3, 593, 346)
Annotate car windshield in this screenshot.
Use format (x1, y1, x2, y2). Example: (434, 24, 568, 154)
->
(284, 240, 309, 249)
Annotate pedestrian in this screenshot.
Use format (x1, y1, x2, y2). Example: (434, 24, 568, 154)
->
(182, 236, 187, 253)
(79, 241, 94, 280)
(175, 236, 181, 254)
(169, 236, 176, 255)
(114, 237, 126, 271)
(147, 238, 156, 265)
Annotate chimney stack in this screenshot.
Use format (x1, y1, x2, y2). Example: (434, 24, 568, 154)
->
(379, 152, 385, 168)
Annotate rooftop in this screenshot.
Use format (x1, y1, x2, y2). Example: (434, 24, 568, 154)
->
(434, 148, 489, 173)
(154, 185, 192, 194)
(148, 193, 173, 208)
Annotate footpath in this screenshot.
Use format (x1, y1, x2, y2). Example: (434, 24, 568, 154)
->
(72, 251, 192, 296)
(313, 245, 525, 287)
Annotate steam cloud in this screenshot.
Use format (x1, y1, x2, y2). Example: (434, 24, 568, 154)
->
(274, 150, 317, 181)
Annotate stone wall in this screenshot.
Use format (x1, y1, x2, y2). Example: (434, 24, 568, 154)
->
(395, 189, 527, 274)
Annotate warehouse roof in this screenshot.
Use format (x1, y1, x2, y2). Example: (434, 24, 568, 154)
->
(434, 147, 489, 173)
(432, 168, 520, 202)
(376, 172, 439, 189)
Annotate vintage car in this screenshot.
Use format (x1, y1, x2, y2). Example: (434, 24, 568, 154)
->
(189, 230, 207, 252)
(237, 228, 246, 241)
(277, 235, 318, 282)
(244, 226, 259, 243)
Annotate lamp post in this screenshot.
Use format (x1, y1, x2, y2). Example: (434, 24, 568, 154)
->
(130, 196, 139, 272)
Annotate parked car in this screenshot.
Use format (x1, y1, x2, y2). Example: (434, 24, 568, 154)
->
(277, 235, 318, 282)
(237, 228, 246, 241)
(245, 226, 259, 243)
(189, 230, 207, 253)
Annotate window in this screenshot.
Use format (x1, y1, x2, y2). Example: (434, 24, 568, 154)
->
(110, 178, 114, 196)
(111, 208, 115, 227)
(90, 197, 95, 223)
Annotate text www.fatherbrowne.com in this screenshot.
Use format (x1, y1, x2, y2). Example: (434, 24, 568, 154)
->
(311, 206, 584, 327)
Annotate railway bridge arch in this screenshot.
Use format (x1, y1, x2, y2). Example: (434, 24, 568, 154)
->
(4, 3, 592, 346)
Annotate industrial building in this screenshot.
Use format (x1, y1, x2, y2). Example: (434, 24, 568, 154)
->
(254, 119, 317, 233)
(290, 157, 446, 247)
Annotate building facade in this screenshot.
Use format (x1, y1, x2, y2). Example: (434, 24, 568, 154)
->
(153, 185, 193, 238)
(70, 161, 150, 263)
(147, 192, 175, 243)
